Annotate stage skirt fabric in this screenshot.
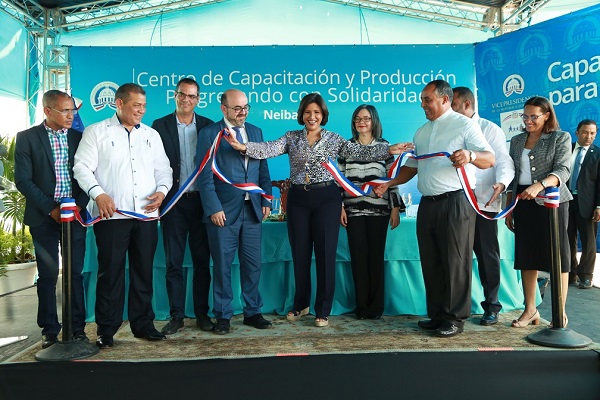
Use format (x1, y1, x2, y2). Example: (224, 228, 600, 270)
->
(513, 185, 570, 273)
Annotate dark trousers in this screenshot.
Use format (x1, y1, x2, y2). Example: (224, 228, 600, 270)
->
(417, 192, 475, 328)
(346, 215, 389, 318)
(206, 202, 263, 320)
(161, 194, 211, 319)
(93, 219, 158, 337)
(473, 212, 502, 313)
(286, 184, 342, 319)
(30, 217, 87, 336)
(568, 197, 598, 280)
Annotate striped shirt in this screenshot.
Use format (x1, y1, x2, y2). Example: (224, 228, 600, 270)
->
(44, 123, 72, 202)
(338, 138, 402, 217)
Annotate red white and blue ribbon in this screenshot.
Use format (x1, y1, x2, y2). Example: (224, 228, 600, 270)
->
(323, 150, 560, 220)
(210, 129, 273, 201)
(60, 198, 77, 222)
(70, 129, 272, 227)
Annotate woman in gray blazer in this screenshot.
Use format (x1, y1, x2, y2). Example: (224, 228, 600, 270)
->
(505, 96, 572, 328)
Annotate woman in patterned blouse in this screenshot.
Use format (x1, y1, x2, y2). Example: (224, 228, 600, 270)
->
(224, 93, 411, 327)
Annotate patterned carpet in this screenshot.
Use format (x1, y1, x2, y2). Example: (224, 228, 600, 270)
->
(9, 310, 598, 363)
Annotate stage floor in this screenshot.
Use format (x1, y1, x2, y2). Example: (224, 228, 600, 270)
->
(6, 310, 600, 363)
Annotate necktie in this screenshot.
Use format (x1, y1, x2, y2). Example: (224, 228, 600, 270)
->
(232, 127, 244, 144)
(570, 146, 585, 192)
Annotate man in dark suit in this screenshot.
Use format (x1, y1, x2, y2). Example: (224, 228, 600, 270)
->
(151, 78, 215, 334)
(14, 90, 89, 349)
(197, 89, 272, 334)
(567, 119, 599, 289)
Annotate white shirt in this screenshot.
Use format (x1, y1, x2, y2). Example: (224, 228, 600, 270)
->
(73, 114, 173, 219)
(570, 144, 588, 178)
(405, 108, 493, 197)
(473, 114, 515, 212)
(223, 120, 250, 199)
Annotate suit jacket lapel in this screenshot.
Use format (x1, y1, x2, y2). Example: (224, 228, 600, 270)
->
(36, 124, 56, 174)
(167, 113, 181, 167)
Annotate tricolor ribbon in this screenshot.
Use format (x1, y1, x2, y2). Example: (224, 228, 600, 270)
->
(69, 129, 272, 227)
(324, 151, 560, 220)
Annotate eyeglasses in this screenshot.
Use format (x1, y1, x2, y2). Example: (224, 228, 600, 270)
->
(175, 92, 199, 101)
(353, 116, 372, 123)
(49, 107, 78, 116)
(226, 105, 251, 113)
(520, 114, 545, 121)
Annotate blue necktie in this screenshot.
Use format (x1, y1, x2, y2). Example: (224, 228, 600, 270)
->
(570, 146, 585, 192)
(232, 126, 244, 144)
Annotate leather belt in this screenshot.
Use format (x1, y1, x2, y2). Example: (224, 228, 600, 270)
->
(422, 189, 462, 202)
(293, 180, 336, 191)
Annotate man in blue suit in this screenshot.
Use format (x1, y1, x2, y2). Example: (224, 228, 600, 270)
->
(14, 90, 89, 349)
(197, 89, 272, 334)
(567, 119, 599, 289)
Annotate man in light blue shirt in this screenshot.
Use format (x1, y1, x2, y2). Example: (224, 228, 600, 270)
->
(152, 78, 215, 335)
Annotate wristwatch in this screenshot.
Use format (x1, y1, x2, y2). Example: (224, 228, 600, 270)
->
(469, 151, 476, 163)
(540, 180, 547, 189)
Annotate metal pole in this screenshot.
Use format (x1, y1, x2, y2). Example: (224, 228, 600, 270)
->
(35, 198, 99, 361)
(61, 200, 73, 342)
(528, 188, 591, 348)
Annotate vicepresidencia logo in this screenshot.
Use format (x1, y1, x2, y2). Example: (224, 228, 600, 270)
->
(90, 81, 119, 111)
(502, 74, 525, 97)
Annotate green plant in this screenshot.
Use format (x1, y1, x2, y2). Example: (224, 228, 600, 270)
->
(0, 136, 35, 266)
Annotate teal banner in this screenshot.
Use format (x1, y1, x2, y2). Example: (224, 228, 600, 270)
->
(70, 44, 476, 186)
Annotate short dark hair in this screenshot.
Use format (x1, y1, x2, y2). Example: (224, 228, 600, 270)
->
(523, 96, 559, 133)
(296, 93, 329, 126)
(350, 104, 382, 140)
(176, 78, 200, 94)
(115, 83, 146, 103)
(428, 80, 453, 101)
(452, 86, 475, 105)
(42, 90, 70, 108)
(576, 119, 597, 131)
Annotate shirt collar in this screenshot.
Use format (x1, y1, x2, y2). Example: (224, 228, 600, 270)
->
(44, 121, 68, 136)
(575, 143, 589, 152)
(114, 114, 140, 130)
(433, 108, 453, 123)
(176, 112, 196, 127)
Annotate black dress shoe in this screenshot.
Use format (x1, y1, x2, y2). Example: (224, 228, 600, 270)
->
(73, 331, 89, 342)
(480, 311, 499, 326)
(42, 334, 58, 349)
(161, 317, 184, 335)
(96, 335, 113, 349)
(243, 313, 272, 329)
(214, 319, 230, 335)
(134, 328, 166, 341)
(435, 323, 464, 338)
(579, 279, 593, 289)
(417, 319, 442, 330)
(196, 314, 215, 332)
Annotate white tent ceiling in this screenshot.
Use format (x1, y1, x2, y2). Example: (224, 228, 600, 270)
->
(0, 0, 589, 36)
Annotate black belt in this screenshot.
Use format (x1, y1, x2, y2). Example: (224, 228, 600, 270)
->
(182, 191, 199, 198)
(293, 180, 336, 191)
(422, 189, 462, 202)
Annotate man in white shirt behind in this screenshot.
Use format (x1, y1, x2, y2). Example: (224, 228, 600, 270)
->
(452, 86, 515, 326)
(74, 83, 173, 349)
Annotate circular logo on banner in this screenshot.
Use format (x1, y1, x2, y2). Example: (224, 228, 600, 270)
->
(503, 74, 525, 97)
(90, 81, 119, 111)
